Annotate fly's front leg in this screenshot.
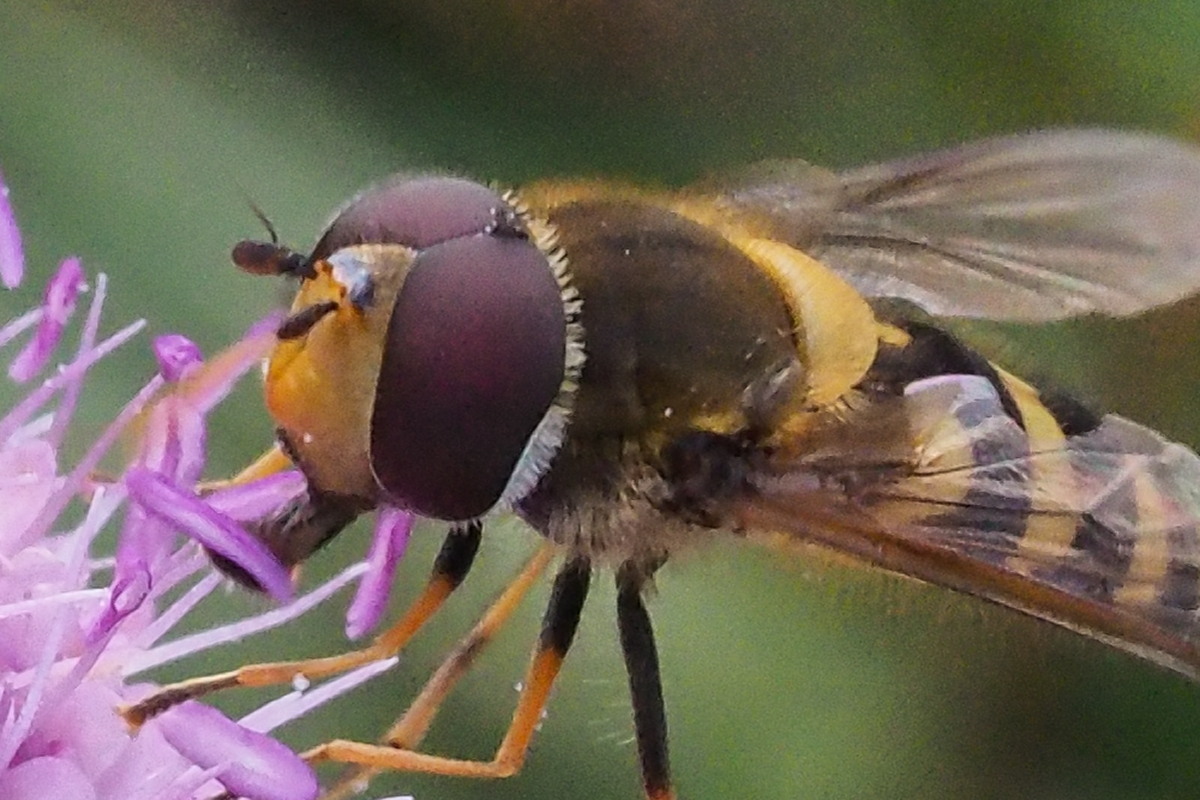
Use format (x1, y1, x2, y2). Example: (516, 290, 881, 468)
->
(122, 523, 487, 727)
(196, 444, 294, 493)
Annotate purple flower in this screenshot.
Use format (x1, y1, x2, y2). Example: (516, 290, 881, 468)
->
(345, 509, 414, 640)
(0, 169, 22, 288)
(0, 172, 397, 800)
(8, 256, 86, 382)
(125, 467, 294, 603)
(153, 334, 204, 383)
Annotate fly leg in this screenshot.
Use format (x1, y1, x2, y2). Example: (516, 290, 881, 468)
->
(616, 560, 676, 800)
(122, 524, 505, 727)
(305, 556, 591, 789)
(320, 543, 559, 799)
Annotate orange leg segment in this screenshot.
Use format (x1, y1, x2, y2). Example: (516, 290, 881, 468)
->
(318, 542, 556, 799)
(306, 556, 592, 793)
(122, 524, 492, 727)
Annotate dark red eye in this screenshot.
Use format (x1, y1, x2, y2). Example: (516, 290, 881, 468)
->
(369, 232, 567, 520)
(311, 176, 514, 258)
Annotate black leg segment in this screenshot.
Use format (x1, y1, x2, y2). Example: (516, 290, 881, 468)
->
(539, 556, 591, 656)
(432, 521, 483, 590)
(616, 563, 674, 800)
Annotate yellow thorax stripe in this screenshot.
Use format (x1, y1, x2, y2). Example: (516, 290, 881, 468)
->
(734, 237, 879, 409)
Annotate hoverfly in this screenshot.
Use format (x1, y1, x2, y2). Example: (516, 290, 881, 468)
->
(125, 129, 1200, 800)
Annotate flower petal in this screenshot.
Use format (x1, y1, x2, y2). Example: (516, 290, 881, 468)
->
(44, 272, 108, 451)
(0, 309, 40, 351)
(124, 467, 293, 602)
(132, 397, 207, 484)
(8, 257, 86, 382)
(178, 314, 281, 413)
(0, 316, 145, 449)
(205, 471, 306, 521)
(87, 568, 151, 647)
(0, 756, 97, 800)
(0, 171, 23, 290)
(345, 507, 414, 639)
(125, 561, 365, 675)
(0, 439, 60, 554)
(239, 657, 397, 734)
(153, 334, 203, 383)
(155, 701, 318, 800)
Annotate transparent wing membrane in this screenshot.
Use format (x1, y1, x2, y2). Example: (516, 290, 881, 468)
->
(741, 376, 1200, 678)
(707, 130, 1200, 320)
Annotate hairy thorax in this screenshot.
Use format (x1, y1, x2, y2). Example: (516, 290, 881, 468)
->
(515, 433, 729, 570)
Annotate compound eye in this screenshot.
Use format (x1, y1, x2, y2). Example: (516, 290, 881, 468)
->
(369, 232, 567, 520)
(312, 177, 513, 259)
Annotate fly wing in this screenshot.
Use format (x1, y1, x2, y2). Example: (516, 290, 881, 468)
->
(703, 130, 1200, 321)
(734, 375, 1200, 679)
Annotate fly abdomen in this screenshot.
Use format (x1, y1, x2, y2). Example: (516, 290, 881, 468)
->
(860, 318, 1025, 427)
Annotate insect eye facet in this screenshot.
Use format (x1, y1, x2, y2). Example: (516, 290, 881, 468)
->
(369, 231, 568, 521)
(312, 176, 515, 259)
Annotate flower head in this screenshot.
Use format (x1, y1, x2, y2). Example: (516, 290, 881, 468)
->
(0, 171, 396, 799)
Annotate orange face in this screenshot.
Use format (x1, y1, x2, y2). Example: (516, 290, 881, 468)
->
(264, 247, 410, 500)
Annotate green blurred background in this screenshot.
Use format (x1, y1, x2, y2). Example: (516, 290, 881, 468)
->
(5, 2, 1200, 799)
